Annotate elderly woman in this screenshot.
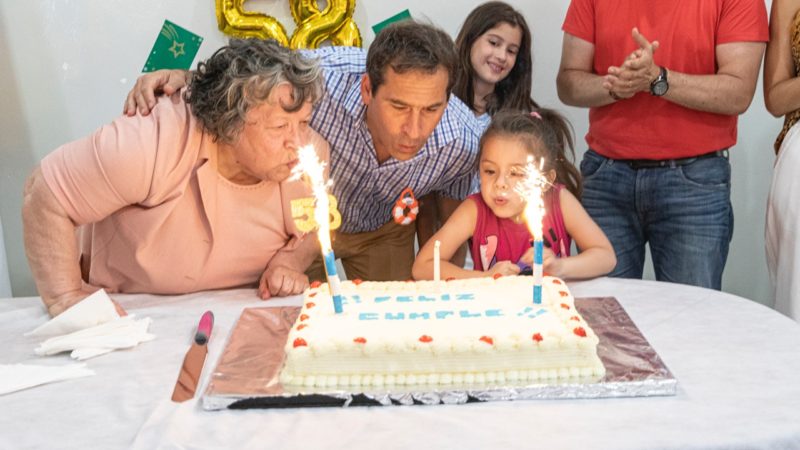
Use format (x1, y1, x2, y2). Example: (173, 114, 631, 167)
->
(22, 39, 329, 316)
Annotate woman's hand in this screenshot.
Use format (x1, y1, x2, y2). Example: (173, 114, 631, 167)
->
(47, 284, 127, 317)
(259, 264, 310, 299)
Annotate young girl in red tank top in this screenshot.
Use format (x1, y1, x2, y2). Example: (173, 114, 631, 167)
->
(413, 108, 616, 280)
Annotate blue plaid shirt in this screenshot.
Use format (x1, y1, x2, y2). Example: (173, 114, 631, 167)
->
(304, 46, 489, 234)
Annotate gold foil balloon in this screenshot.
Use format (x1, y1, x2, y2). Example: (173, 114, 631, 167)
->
(216, 0, 290, 46)
(289, 0, 361, 48)
(216, 0, 362, 49)
(327, 20, 362, 47)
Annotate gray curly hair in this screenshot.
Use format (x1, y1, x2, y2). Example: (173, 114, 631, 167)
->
(185, 39, 324, 144)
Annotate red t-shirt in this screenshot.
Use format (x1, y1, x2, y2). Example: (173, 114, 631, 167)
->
(562, 0, 768, 159)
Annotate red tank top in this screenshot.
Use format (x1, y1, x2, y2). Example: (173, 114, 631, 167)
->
(469, 184, 570, 272)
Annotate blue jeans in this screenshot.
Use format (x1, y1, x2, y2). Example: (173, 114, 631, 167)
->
(579, 149, 733, 290)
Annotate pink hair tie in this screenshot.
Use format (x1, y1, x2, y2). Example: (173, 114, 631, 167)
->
(530, 111, 542, 120)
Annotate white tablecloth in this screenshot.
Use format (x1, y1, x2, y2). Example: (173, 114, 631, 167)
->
(2, 278, 799, 450)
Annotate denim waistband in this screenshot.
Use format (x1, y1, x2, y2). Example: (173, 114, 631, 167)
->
(621, 149, 729, 169)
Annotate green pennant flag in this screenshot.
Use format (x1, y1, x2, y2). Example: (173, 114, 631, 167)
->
(142, 20, 203, 73)
(372, 9, 412, 35)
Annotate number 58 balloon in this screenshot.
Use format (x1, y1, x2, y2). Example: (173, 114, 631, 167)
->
(291, 195, 342, 233)
(216, 0, 361, 49)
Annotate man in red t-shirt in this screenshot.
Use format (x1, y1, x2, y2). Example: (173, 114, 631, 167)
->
(556, 0, 768, 289)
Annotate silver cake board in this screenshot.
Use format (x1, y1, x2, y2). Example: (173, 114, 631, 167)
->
(202, 297, 677, 409)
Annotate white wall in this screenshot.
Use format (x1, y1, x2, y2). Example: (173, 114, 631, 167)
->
(0, 1, 779, 306)
(0, 216, 11, 297)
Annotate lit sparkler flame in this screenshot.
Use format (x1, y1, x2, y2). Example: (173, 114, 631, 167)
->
(515, 155, 548, 305)
(515, 156, 548, 239)
(291, 145, 333, 251)
(290, 145, 343, 313)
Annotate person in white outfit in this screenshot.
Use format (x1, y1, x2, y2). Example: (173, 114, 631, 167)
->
(764, 0, 800, 321)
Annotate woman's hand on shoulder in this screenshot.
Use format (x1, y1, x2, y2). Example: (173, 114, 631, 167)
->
(259, 264, 310, 299)
(123, 69, 190, 117)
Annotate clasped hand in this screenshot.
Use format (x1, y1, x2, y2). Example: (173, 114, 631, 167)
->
(604, 28, 661, 99)
(487, 246, 565, 279)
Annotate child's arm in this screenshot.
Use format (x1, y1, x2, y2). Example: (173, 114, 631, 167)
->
(412, 198, 520, 280)
(548, 188, 617, 279)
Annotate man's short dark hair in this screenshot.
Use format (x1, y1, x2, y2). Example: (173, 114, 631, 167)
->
(366, 20, 458, 95)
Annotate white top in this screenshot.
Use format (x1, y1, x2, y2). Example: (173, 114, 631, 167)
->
(766, 122, 800, 322)
(2, 277, 799, 450)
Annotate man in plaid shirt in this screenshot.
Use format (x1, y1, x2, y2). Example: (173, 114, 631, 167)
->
(124, 21, 487, 283)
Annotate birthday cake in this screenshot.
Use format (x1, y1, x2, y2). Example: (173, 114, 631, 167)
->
(280, 276, 605, 389)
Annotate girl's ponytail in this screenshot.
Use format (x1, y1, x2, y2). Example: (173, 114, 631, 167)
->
(534, 108, 582, 198)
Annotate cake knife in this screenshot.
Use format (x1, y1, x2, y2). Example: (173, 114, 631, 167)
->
(171, 311, 214, 402)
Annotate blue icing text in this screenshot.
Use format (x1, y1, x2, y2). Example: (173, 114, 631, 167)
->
(435, 311, 454, 320)
(341, 295, 363, 306)
(352, 291, 507, 321)
(517, 307, 534, 316)
(516, 307, 549, 319)
(366, 293, 469, 305)
(356, 309, 505, 321)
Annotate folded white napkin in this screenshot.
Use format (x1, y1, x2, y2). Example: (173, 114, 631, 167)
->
(35, 315, 156, 360)
(25, 289, 120, 338)
(26, 289, 156, 361)
(0, 363, 95, 395)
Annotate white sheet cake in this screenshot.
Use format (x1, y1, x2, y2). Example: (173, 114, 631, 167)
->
(280, 275, 605, 389)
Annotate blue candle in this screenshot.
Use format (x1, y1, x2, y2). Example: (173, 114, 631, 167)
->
(533, 239, 543, 304)
(323, 250, 343, 313)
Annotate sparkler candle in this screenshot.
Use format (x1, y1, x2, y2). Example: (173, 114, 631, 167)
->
(532, 240, 543, 304)
(516, 156, 547, 305)
(433, 240, 441, 282)
(323, 249, 343, 314)
(292, 145, 343, 313)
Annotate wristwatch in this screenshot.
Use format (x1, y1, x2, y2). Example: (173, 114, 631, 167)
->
(650, 66, 669, 96)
